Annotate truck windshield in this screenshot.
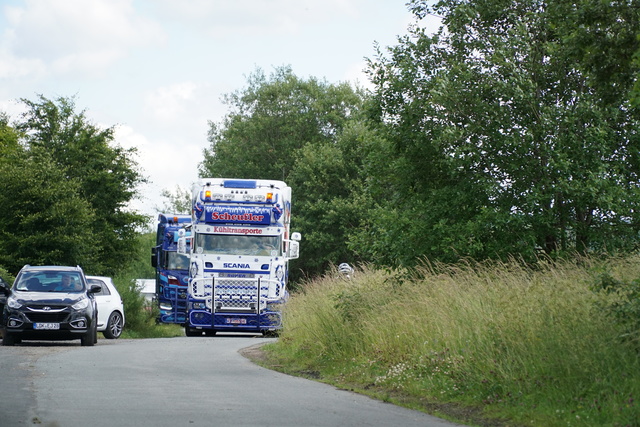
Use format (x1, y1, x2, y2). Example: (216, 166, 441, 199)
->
(195, 234, 281, 256)
(165, 252, 190, 270)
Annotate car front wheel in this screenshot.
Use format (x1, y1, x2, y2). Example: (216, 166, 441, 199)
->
(81, 324, 96, 346)
(2, 332, 16, 346)
(103, 312, 123, 339)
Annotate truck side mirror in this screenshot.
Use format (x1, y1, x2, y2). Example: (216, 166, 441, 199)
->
(177, 237, 190, 255)
(288, 240, 300, 259)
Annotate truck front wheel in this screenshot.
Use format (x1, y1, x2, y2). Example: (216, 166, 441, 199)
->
(185, 325, 201, 337)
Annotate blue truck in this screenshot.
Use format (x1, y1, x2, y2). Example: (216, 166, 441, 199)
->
(177, 178, 301, 335)
(151, 214, 191, 324)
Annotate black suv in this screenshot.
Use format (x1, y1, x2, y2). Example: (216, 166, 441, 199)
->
(0, 265, 101, 346)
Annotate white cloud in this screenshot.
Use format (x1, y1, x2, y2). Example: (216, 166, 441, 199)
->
(3, 0, 165, 77)
(150, 0, 361, 38)
(141, 80, 229, 147)
(0, 48, 45, 80)
(113, 123, 149, 151)
(144, 82, 199, 121)
(342, 60, 373, 90)
(0, 98, 27, 120)
(114, 115, 204, 216)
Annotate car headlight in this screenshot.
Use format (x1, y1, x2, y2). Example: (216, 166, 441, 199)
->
(7, 296, 22, 309)
(72, 298, 89, 310)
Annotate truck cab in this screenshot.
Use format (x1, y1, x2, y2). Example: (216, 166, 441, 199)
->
(152, 214, 191, 324)
(179, 179, 300, 335)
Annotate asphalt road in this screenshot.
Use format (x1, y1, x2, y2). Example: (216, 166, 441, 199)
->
(0, 335, 464, 427)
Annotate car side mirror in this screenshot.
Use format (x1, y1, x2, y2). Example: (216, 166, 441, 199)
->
(89, 284, 102, 294)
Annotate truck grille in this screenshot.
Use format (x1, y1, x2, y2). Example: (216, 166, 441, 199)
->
(214, 280, 267, 311)
(189, 277, 283, 312)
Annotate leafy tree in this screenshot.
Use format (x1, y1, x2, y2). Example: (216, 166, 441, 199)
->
(633, 48, 640, 108)
(156, 185, 192, 215)
(0, 145, 98, 273)
(358, 0, 640, 266)
(200, 66, 366, 279)
(8, 95, 148, 275)
(0, 113, 20, 157)
(287, 121, 373, 277)
(199, 66, 365, 181)
(120, 231, 157, 280)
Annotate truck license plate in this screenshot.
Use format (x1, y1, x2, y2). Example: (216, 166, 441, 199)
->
(226, 318, 246, 325)
(34, 323, 60, 330)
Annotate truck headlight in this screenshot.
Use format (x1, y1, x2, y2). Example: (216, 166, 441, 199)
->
(192, 302, 206, 310)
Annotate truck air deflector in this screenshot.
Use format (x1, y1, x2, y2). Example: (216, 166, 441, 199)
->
(224, 180, 257, 189)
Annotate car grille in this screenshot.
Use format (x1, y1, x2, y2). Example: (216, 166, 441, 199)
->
(24, 304, 70, 323)
(26, 312, 70, 323)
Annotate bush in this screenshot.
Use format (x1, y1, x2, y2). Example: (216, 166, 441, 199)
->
(592, 272, 640, 350)
(112, 275, 183, 339)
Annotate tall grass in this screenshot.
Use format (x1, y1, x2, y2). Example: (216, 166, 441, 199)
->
(268, 256, 640, 426)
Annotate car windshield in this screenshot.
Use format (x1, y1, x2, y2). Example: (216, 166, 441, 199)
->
(195, 234, 281, 256)
(15, 271, 85, 293)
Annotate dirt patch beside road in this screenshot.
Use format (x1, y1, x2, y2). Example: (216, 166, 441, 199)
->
(239, 342, 513, 427)
(238, 342, 272, 364)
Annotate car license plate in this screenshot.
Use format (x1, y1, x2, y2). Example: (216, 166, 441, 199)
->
(226, 318, 246, 325)
(34, 323, 60, 330)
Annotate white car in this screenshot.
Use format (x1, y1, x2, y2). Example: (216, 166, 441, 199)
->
(86, 276, 125, 339)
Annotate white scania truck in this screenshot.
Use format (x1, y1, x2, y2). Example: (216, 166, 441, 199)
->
(178, 178, 300, 335)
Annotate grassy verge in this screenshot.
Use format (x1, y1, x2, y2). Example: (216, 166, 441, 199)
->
(262, 256, 640, 426)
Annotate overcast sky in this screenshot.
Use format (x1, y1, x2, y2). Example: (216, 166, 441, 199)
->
(0, 0, 439, 219)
